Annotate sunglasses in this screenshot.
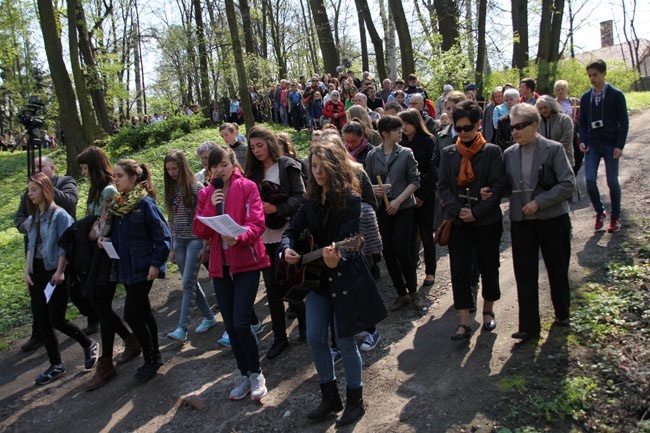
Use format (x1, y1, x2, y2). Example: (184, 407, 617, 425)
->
(510, 122, 532, 131)
(453, 124, 476, 133)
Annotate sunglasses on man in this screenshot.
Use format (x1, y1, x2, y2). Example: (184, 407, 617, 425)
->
(509, 122, 532, 131)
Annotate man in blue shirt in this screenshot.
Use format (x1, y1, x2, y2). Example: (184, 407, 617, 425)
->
(578, 59, 629, 233)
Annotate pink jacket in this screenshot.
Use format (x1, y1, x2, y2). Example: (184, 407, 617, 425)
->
(193, 169, 270, 278)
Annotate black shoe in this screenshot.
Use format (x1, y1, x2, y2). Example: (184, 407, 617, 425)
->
(35, 363, 65, 385)
(84, 320, 99, 336)
(307, 380, 343, 421)
(134, 362, 159, 381)
(482, 312, 496, 332)
(511, 331, 540, 341)
(21, 337, 43, 352)
(336, 387, 365, 426)
(84, 340, 99, 369)
(553, 317, 570, 327)
(451, 324, 472, 341)
(266, 339, 289, 360)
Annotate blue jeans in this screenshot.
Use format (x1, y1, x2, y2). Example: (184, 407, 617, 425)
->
(306, 291, 362, 388)
(584, 143, 621, 218)
(213, 269, 261, 375)
(174, 237, 213, 330)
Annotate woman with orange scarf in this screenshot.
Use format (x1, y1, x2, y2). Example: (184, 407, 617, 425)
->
(438, 100, 506, 340)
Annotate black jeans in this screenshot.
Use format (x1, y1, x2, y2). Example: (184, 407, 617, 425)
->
(123, 280, 158, 362)
(262, 242, 305, 341)
(94, 281, 131, 357)
(448, 221, 503, 310)
(378, 206, 417, 296)
(511, 214, 572, 333)
(30, 259, 91, 365)
(410, 199, 437, 276)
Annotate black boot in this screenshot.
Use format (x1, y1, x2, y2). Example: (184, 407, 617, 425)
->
(307, 380, 343, 421)
(336, 386, 365, 426)
(134, 349, 160, 381)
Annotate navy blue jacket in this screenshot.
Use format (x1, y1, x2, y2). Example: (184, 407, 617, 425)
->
(112, 196, 171, 285)
(578, 84, 628, 149)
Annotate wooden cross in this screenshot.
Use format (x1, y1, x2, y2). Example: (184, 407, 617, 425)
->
(512, 180, 534, 204)
(458, 187, 478, 208)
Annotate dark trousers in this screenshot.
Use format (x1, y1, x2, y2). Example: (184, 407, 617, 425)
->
(67, 271, 98, 324)
(378, 206, 417, 296)
(262, 242, 305, 341)
(213, 269, 262, 376)
(94, 282, 131, 357)
(410, 199, 437, 276)
(511, 214, 572, 333)
(448, 221, 503, 309)
(30, 259, 91, 365)
(123, 280, 158, 362)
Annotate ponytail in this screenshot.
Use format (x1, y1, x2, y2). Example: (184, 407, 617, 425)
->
(138, 163, 157, 200)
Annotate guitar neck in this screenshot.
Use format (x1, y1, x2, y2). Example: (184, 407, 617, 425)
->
(301, 248, 325, 266)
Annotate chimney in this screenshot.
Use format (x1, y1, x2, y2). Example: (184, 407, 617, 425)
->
(601, 20, 614, 47)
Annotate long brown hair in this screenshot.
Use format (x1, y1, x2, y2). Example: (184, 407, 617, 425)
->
(77, 146, 113, 207)
(276, 132, 297, 159)
(164, 150, 197, 218)
(26, 172, 54, 226)
(307, 139, 359, 211)
(398, 108, 433, 137)
(115, 159, 157, 199)
(245, 125, 283, 185)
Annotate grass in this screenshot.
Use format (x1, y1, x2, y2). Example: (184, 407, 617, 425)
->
(0, 119, 314, 347)
(626, 91, 650, 112)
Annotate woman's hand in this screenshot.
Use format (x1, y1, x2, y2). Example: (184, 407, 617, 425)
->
(147, 266, 160, 281)
(323, 243, 341, 268)
(459, 207, 476, 222)
(372, 185, 386, 198)
(169, 249, 176, 264)
(211, 189, 224, 207)
(98, 237, 111, 249)
(386, 199, 401, 215)
(198, 247, 209, 263)
(522, 200, 539, 216)
(25, 272, 33, 293)
(223, 235, 238, 247)
(262, 202, 278, 214)
(415, 197, 424, 208)
(480, 187, 493, 200)
(283, 248, 300, 265)
(51, 270, 65, 286)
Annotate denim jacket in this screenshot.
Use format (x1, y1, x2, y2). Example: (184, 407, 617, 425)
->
(112, 196, 172, 285)
(26, 204, 74, 274)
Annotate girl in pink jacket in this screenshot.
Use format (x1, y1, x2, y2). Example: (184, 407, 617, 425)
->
(193, 146, 270, 402)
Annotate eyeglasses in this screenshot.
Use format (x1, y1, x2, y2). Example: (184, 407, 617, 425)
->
(453, 124, 476, 133)
(510, 122, 532, 131)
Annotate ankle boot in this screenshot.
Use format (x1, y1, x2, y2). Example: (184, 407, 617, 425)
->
(336, 386, 365, 426)
(307, 380, 343, 421)
(115, 334, 141, 365)
(85, 356, 117, 392)
(135, 348, 159, 381)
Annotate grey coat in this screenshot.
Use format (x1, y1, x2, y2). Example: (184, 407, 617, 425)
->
(365, 143, 420, 211)
(537, 112, 575, 166)
(504, 134, 575, 222)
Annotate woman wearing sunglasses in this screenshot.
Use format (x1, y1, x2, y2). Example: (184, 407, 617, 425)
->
(438, 100, 506, 340)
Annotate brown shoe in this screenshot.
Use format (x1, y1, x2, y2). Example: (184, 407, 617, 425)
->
(115, 334, 141, 365)
(390, 295, 411, 311)
(409, 292, 423, 309)
(85, 357, 117, 391)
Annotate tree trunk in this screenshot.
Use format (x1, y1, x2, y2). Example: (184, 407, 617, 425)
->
(239, 0, 257, 55)
(536, 0, 564, 93)
(36, 0, 87, 176)
(511, 0, 529, 70)
(465, 0, 474, 65)
(434, 0, 459, 51)
(224, 0, 254, 131)
(475, 0, 487, 97)
(308, 0, 339, 75)
(356, 0, 387, 80)
(388, 0, 415, 76)
(356, 3, 369, 73)
(67, 0, 97, 143)
(193, 0, 211, 117)
(379, 0, 397, 80)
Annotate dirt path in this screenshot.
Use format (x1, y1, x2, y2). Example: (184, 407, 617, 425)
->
(2, 108, 649, 433)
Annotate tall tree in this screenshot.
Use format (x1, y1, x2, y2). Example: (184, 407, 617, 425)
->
(308, 0, 339, 75)
(433, 0, 460, 51)
(536, 0, 565, 93)
(192, 0, 211, 115)
(239, 0, 257, 55)
(475, 0, 487, 96)
(36, 0, 87, 175)
(356, 2, 369, 73)
(511, 0, 528, 70)
(224, 0, 254, 130)
(388, 0, 415, 76)
(356, 0, 387, 80)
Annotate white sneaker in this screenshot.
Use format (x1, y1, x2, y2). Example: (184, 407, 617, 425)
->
(229, 375, 251, 400)
(250, 372, 267, 401)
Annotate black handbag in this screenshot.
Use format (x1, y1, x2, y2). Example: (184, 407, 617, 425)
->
(538, 163, 558, 191)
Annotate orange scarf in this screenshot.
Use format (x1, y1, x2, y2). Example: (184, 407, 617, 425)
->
(455, 132, 486, 187)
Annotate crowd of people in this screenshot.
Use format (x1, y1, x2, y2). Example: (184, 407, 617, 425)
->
(15, 59, 628, 427)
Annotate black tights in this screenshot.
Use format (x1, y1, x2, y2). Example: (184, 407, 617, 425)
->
(124, 280, 158, 362)
(94, 282, 131, 357)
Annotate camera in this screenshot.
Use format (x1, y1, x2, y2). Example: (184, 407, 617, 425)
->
(591, 120, 604, 129)
(12, 96, 45, 154)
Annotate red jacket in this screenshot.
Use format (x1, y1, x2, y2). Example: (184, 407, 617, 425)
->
(193, 169, 270, 278)
(323, 100, 346, 129)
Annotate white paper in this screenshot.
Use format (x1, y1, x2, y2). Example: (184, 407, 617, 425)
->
(197, 215, 248, 238)
(99, 240, 120, 259)
(44, 282, 56, 304)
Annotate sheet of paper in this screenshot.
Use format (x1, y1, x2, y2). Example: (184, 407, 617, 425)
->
(99, 240, 120, 259)
(44, 282, 56, 304)
(197, 215, 248, 238)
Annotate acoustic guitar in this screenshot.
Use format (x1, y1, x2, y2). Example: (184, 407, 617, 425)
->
(278, 234, 364, 303)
